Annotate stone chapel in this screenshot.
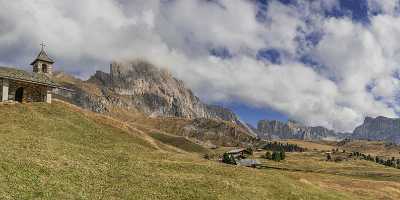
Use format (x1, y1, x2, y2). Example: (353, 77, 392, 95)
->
(0, 46, 62, 103)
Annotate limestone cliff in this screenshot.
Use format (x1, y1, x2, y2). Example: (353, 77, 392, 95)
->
(353, 116, 400, 144)
(85, 60, 244, 123)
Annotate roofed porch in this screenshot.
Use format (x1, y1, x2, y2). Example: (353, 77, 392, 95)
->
(1, 78, 52, 103)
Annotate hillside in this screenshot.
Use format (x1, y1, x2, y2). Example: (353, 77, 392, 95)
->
(0, 101, 350, 199)
(3, 101, 400, 199)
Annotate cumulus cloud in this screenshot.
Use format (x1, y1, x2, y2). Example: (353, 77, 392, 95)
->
(368, 0, 400, 15)
(1, 0, 400, 132)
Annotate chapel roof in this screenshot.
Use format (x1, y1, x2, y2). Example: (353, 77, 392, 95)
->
(30, 48, 54, 65)
(0, 66, 59, 87)
(225, 148, 246, 154)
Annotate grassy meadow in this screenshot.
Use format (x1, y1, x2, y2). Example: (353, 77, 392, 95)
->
(0, 101, 399, 199)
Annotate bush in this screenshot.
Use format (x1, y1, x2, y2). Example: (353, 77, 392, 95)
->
(265, 151, 272, 160)
(245, 147, 254, 155)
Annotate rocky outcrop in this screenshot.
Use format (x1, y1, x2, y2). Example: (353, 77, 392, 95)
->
(257, 120, 340, 141)
(181, 118, 255, 146)
(353, 116, 400, 144)
(86, 61, 244, 123)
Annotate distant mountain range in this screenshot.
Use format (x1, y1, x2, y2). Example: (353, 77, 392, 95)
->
(256, 116, 400, 144)
(256, 120, 347, 141)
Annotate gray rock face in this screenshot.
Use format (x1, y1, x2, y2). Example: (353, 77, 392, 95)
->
(181, 118, 255, 146)
(87, 61, 243, 123)
(353, 116, 400, 144)
(90, 61, 206, 118)
(257, 120, 340, 141)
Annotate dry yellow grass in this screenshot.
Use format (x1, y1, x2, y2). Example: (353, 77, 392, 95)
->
(0, 101, 355, 199)
(1, 101, 400, 199)
(255, 141, 400, 199)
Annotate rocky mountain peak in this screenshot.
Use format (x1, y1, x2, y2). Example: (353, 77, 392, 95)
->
(364, 116, 374, 123)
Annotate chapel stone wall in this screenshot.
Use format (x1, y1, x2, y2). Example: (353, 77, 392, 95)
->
(0, 79, 3, 101)
(9, 81, 47, 102)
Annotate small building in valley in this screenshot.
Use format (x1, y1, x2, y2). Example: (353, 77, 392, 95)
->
(223, 148, 260, 168)
(0, 45, 63, 103)
(225, 148, 248, 159)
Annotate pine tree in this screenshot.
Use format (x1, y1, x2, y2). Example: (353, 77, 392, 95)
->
(222, 153, 236, 165)
(272, 151, 281, 162)
(280, 151, 286, 160)
(271, 151, 276, 161)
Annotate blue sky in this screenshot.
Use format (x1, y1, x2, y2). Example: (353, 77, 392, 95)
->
(221, 0, 374, 128)
(1, 0, 400, 132)
(225, 103, 288, 127)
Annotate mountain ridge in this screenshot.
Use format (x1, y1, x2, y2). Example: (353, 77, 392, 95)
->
(256, 119, 344, 141)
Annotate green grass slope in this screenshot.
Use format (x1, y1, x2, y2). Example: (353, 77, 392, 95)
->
(0, 101, 374, 199)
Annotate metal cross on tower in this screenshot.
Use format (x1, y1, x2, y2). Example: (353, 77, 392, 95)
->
(40, 42, 46, 50)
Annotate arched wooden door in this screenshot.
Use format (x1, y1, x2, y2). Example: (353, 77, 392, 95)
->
(15, 87, 24, 102)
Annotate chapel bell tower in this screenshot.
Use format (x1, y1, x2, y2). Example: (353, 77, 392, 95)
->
(31, 43, 54, 76)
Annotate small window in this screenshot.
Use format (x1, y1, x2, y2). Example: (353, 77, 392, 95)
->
(42, 64, 48, 73)
(33, 65, 38, 72)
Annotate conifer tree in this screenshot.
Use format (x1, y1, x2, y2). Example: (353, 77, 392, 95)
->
(280, 151, 286, 160)
(222, 153, 236, 165)
(326, 153, 332, 161)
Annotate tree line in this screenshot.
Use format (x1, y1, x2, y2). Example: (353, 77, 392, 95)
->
(352, 151, 400, 169)
(327, 150, 400, 169)
(261, 141, 306, 162)
(262, 141, 306, 152)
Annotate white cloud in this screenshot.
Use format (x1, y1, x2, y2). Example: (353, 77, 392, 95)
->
(1, 0, 400, 132)
(368, 0, 400, 15)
